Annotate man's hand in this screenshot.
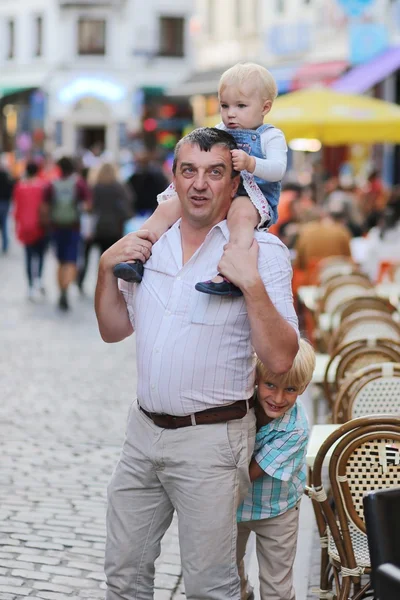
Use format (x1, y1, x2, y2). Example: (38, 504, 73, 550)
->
(100, 230, 157, 271)
(218, 239, 261, 292)
(231, 149, 256, 173)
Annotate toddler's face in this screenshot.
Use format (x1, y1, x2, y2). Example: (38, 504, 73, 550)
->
(219, 86, 271, 131)
(256, 376, 300, 421)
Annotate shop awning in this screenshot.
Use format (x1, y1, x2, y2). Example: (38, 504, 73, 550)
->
(166, 64, 299, 97)
(291, 60, 348, 90)
(332, 47, 400, 94)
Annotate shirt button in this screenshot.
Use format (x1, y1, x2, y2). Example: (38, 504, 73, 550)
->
(251, 135, 257, 141)
(176, 276, 181, 281)
(151, 384, 155, 390)
(165, 310, 171, 316)
(155, 348, 160, 353)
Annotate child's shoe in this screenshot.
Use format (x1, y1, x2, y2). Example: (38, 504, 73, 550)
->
(195, 275, 243, 297)
(113, 261, 144, 283)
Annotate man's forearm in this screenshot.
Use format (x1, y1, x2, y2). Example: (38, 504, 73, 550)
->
(95, 265, 133, 343)
(243, 276, 298, 374)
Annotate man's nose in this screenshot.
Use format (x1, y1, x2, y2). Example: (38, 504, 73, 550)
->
(193, 171, 207, 190)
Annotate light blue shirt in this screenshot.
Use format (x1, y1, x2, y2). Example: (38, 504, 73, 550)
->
(237, 400, 309, 521)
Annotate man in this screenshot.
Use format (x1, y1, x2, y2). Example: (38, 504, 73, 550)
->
(45, 157, 90, 310)
(95, 128, 299, 600)
(294, 207, 352, 276)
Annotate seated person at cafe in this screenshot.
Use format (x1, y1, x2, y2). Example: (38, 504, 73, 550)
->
(237, 338, 316, 600)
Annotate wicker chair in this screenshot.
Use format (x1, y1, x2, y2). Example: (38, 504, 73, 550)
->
(318, 275, 375, 319)
(332, 362, 400, 423)
(323, 339, 400, 409)
(331, 296, 397, 327)
(317, 257, 358, 286)
(329, 311, 400, 354)
(310, 415, 400, 600)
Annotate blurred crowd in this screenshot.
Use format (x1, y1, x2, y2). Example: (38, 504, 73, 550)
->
(1, 145, 399, 312)
(0, 145, 169, 310)
(269, 170, 400, 292)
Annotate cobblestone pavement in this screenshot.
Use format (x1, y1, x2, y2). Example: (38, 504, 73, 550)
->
(0, 243, 182, 599)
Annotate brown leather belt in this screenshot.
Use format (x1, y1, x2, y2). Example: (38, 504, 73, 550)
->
(139, 397, 254, 429)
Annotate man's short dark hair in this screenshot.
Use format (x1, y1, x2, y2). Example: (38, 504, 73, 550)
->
(172, 127, 239, 178)
(57, 157, 75, 177)
(26, 162, 39, 177)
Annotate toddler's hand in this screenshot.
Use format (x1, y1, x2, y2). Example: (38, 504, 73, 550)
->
(231, 149, 254, 172)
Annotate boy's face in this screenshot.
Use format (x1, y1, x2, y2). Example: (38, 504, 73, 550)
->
(256, 376, 301, 422)
(219, 85, 272, 130)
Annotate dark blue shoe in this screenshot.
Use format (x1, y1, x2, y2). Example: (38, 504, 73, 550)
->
(113, 261, 144, 283)
(195, 276, 243, 297)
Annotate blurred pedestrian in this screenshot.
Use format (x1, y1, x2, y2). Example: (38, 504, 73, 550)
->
(323, 176, 363, 237)
(13, 162, 49, 300)
(126, 149, 169, 219)
(44, 157, 90, 310)
(77, 163, 132, 293)
(294, 207, 352, 282)
(361, 169, 388, 231)
(0, 163, 14, 254)
(361, 187, 400, 282)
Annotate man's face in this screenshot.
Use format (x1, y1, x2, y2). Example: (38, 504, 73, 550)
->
(173, 143, 240, 229)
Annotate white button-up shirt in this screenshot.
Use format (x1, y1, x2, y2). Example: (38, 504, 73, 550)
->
(119, 220, 298, 416)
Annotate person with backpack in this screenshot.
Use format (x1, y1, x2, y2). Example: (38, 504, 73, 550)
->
(44, 156, 90, 310)
(13, 161, 48, 300)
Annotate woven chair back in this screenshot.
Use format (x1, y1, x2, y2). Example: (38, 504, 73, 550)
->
(333, 363, 400, 423)
(329, 311, 400, 353)
(319, 276, 374, 315)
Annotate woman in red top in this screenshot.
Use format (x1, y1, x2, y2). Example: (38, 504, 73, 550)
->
(13, 162, 48, 300)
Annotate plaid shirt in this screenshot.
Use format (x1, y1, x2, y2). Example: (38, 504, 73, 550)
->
(237, 400, 309, 521)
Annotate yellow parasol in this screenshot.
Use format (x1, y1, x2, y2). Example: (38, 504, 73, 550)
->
(267, 87, 400, 145)
(203, 87, 400, 145)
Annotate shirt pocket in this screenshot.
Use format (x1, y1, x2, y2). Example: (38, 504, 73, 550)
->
(190, 293, 247, 326)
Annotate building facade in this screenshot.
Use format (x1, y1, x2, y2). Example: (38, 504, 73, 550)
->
(177, 0, 400, 183)
(0, 0, 194, 160)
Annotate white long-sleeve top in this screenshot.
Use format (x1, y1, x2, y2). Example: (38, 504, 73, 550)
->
(216, 122, 287, 182)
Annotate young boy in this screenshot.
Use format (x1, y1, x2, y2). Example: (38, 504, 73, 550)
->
(237, 339, 316, 600)
(113, 62, 287, 296)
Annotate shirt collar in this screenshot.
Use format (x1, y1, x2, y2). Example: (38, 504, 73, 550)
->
(258, 404, 298, 435)
(172, 218, 230, 241)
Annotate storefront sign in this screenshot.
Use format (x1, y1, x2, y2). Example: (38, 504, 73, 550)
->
(58, 78, 126, 104)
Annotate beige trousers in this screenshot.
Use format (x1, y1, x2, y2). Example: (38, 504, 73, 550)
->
(237, 505, 300, 600)
(105, 400, 256, 600)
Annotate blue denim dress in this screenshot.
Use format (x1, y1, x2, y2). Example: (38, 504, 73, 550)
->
(225, 124, 281, 227)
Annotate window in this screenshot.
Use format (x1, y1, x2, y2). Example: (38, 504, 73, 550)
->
(78, 18, 106, 55)
(158, 17, 184, 57)
(34, 16, 43, 57)
(7, 19, 15, 59)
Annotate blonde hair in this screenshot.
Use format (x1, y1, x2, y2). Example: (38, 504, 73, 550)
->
(218, 62, 278, 102)
(94, 162, 119, 186)
(256, 339, 316, 393)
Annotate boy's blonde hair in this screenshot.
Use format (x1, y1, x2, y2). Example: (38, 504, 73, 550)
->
(256, 339, 316, 393)
(218, 62, 278, 102)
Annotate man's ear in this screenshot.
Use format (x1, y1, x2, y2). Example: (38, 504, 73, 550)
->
(231, 174, 241, 198)
(262, 100, 272, 117)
